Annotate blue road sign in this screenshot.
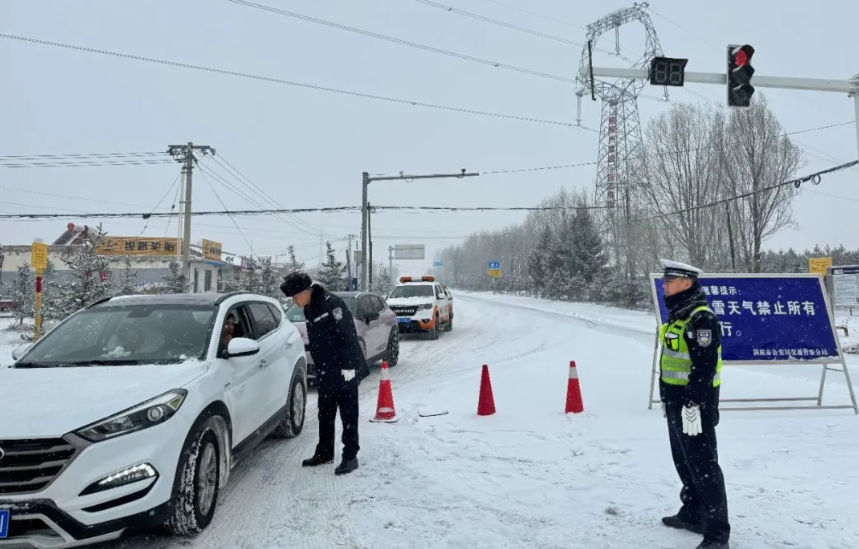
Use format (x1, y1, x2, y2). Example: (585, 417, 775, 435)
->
(488, 261, 500, 270)
(651, 274, 838, 362)
(433, 261, 443, 267)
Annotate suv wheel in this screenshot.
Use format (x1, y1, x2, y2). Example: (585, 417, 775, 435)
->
(272, 374, 306, 439)
(386, 329, 400, 366)
(165, 423, 221, 535)
(445, 312, 453, 332)
(430, 315, 439, 340)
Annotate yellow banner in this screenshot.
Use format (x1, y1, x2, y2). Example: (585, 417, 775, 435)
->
(202, 239, 223, 261)
(808, 257, 832, 275)
(97, 237, 181, 256)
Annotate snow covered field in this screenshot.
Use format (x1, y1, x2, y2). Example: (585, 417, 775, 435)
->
(3, 294, 859, 548)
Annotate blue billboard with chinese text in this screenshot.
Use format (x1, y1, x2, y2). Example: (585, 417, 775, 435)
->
(650, 274, 839, 363)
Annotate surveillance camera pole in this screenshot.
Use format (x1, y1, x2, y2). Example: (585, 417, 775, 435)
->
(360, 170, 479, 291)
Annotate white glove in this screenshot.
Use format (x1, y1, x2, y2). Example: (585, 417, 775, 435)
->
(682, 405, 702, 436)
(342, 369, 356, 382)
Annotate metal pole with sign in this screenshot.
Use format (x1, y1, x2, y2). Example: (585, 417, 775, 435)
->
(31, 240, 48, 341)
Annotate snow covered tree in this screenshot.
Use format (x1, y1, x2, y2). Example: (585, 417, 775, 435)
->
(115, 257, 139, 296)
(40, 261, 66, 321)
(316, 242, 347, 290)
(162, 260, 188, 294)
(12, 264, 34, 324)
(371, 266, 393, 295)
(285, 245, 305, 274)
(237, 257, 265, 294)
(57, 227, 114, 315)
(259, 257, 281, 298)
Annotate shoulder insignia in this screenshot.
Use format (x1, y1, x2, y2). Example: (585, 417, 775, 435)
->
(696, 329, 712, 347)
(333, 307, 343, 321)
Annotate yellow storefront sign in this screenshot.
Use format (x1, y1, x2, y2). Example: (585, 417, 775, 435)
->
(202, 239, 223, 261)
(97, 237, 181, 256)
(808, 257, 832, 275)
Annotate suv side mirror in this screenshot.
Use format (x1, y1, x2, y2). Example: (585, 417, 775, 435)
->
(11, 343, 32, 361)
(365, 310, 380, 322)
(227, 337, 260, 358)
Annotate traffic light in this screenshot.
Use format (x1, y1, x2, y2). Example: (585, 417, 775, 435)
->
(649, 56, 689, 87)
(727, 44, 755, 108)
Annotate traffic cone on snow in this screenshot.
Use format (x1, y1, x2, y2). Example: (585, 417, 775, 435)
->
(370, 361, 398, 423)
(565, 361, 584, 414)
(477, 364, 496, 416)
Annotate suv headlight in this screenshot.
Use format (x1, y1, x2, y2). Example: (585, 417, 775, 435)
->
(75, 389, 188, 443)
(417, 304, 433, 310)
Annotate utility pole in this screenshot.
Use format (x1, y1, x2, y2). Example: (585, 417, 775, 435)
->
(388, 245, 393, 280)
(168, 142, 215, 279)
(361, 169, 479, 291)
(346, 233, 356, 289)
(368, 202, 373, 289)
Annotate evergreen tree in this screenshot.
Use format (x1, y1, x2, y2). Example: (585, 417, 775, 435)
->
(259, 257, 281, 298)
(58, 227, 114, 315)
(115, 256, 139, 296)
(371, 266, 393, 295)
(238, 256, 265, 294)
(41, 261, 66, 321)
(163, 260, 188, 294)
(285, 245, 305, 274)
(13, 264, 34, 324)
(528, 226, 553, 298)
(316, 242, 347, 290)
(571, 204, 606, 300)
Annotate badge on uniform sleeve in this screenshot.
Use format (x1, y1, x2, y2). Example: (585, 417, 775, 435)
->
(333, 307, 343, 321)
(696, 329, 712, 347)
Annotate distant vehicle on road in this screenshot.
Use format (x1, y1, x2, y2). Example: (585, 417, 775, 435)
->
(386, 276, 453, 339)
(0, 292, 307, 547)
(286, 290, 400, 384)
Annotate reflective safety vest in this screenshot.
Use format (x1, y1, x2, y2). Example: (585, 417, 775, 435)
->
(659, 305, 722, 387)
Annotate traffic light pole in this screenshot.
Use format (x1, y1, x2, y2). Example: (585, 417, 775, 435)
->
(579, 65, 859, 164)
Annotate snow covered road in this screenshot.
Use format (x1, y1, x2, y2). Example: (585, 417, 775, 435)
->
(32, 294, 859, 548)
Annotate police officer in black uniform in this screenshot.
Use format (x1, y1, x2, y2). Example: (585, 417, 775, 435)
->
(281, 272, 369, 476)
(658, 260, 730, 549)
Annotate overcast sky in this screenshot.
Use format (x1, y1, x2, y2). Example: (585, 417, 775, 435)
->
(2, 0, 858, 275)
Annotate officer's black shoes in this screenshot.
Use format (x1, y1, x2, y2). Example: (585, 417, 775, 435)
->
(302, 455, 334, 467)
(335, 457, 359, 476)
(662, 514, 705, 534)
(695, 538, 729, 549)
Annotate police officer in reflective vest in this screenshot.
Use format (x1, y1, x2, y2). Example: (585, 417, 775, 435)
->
(658, 260, 730, 549)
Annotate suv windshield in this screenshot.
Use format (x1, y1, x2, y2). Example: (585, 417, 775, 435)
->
(18, 304, 217, 367)
(388, 285, 434, 299)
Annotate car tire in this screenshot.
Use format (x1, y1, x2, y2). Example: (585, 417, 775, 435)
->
(164, 425, 221, 536)
(445, 312, 453, 332)
(272, 374, 306, 439)
(385, 329, 400, 366)
(430, 315, 439, 340)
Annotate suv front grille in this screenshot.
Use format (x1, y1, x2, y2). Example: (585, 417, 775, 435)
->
(391, 307, 417, 316)
(0, 438, 76, 495)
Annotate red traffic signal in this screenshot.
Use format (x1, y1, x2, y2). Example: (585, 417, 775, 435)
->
(727, 44, 755, 108)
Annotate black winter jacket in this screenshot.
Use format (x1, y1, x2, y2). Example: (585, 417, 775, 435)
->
(303, 284, 369, 389)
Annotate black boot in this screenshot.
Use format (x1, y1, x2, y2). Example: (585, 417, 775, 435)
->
(335, 457, 358, 475)
(696, 538, 729, 549)
(662, 514, 704, 534)
(302, 455, 333, 467)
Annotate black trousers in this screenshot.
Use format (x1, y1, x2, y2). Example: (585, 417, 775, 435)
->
(665, 402, 730, 543)
(315, 381, 360, 461)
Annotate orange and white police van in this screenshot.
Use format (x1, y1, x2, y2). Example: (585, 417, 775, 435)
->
(385, 275, 452, 339)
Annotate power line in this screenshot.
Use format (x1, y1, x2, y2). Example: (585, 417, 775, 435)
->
(198, 168, 257, 255)
(0, 151, 168, 160)
(0, 158, 175, 168)
(0, 33, 585, 130)
(139, 174, 180, 235)
(226, 0, 576, 84)
(470, 0, 584, 29)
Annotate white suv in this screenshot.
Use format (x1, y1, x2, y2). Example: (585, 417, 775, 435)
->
(386, 276, 452, 339)
(0, 292, 307, 548)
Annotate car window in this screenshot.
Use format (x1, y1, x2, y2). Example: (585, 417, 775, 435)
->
(248, 302, 278, 339)
(435, 285, 445, 299)
(21, 305, 217, 366)
(285, 303, 305, 322)
(266, 303, 283, 328)
(370, 296, 385, 312)
(388, 285, 433, 298)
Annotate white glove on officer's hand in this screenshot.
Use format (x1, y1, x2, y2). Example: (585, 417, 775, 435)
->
(342, 369, 355, 382)
(682, 404, 703, 436)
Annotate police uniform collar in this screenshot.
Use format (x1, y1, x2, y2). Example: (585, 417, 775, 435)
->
(661, 259, 702, 279)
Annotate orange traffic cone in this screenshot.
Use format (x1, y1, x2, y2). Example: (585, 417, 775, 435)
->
(370, 361, 398, 423)
(477, 364, 496, 416)
(565, 361, 584, 414)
